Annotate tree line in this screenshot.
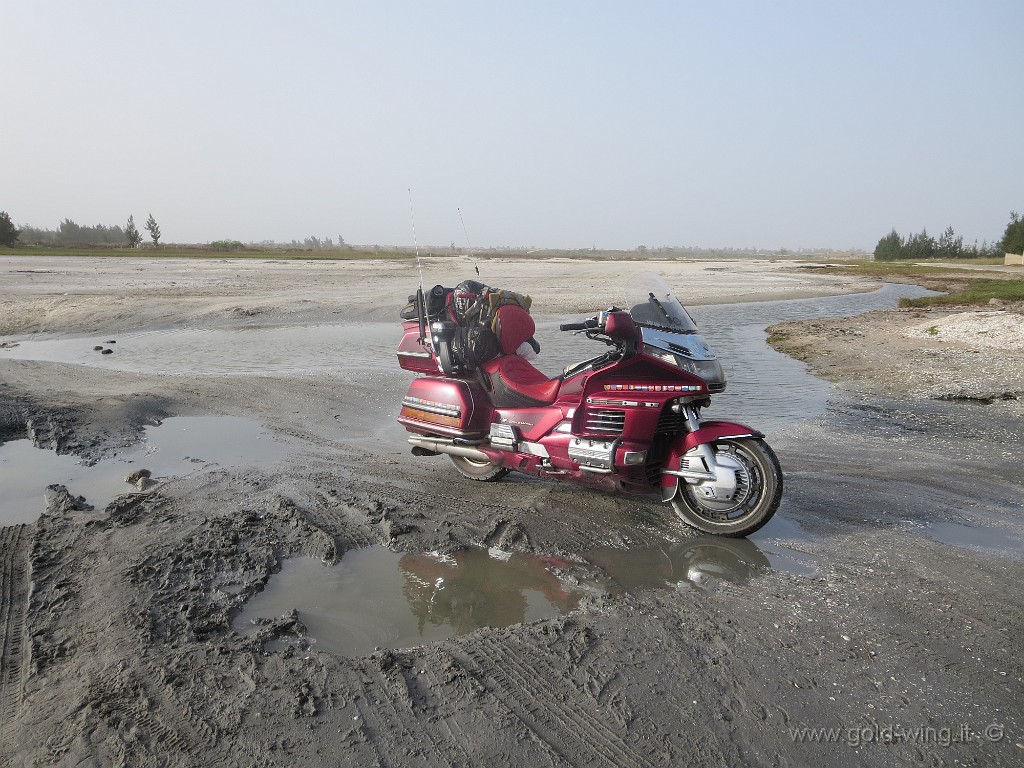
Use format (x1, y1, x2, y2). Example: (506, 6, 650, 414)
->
(0, 213, 161, 247)
(873, 211, 1024, 261)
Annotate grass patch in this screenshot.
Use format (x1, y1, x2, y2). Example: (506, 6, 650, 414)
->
(803, 258, 1022, 307)
(809, 258, 1009, 280)
(899, 278, 1024, 308)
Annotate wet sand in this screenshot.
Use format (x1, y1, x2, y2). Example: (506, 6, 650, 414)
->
(1, 256, 1022, 766)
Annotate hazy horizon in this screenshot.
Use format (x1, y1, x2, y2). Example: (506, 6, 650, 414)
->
(3, 1, 1022, 252)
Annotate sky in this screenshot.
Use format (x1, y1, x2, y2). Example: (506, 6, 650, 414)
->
(3, 1, 1022, 251)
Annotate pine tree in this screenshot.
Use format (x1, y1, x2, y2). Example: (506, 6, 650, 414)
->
(999, 211, 1024, 255)
(0, 211, 20, 247)
(125, 215, 142, 248)
(873, 229, 903, 261)
(145, 213, 161, 245)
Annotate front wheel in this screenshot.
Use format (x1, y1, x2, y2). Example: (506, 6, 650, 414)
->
(449, 455, 510, 482)
(669, 438, 782, 537)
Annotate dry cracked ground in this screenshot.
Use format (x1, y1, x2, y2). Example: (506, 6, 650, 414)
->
(0, 256, 1022, 767)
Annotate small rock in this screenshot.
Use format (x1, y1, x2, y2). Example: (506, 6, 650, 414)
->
(105, 340, 117, 343)
(124, 468, 152, 486)
(94, 345, 104, 351)
(988, 298, 1004, 305)
(101, 348, 113, 355)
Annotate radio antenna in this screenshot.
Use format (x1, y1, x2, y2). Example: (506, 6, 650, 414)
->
(458, 207, 480, 276)
(408, 188, 427, 343)
(408, 188, 426, 291)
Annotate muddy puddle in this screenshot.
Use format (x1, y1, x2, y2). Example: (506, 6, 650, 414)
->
(233, 532, 818, 657)
(0, 416, 296, 525)
(921, 521, 1024, 558)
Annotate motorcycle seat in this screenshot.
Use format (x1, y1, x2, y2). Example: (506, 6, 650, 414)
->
(481, 355, 561, 407)
(479, 304, 561, 407)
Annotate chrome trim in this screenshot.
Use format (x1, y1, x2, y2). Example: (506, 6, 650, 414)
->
(662, 468, 716, 482)
(397, 350, 432, 359)
(568, 437, 619, 471)
(584, 408, 626, 435)
(519, 441, 550, 458)
(489, 423, 517, 451)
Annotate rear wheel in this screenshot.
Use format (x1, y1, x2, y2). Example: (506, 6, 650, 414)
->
(449, 455, 510, 482)
(669, 438, 782, 537)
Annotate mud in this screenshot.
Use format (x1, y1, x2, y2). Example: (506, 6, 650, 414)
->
(1, 256, 1022, 766)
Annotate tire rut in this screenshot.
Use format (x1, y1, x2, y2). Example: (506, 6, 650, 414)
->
(0, 524, 33, 760)
(451, 635, 660, 768)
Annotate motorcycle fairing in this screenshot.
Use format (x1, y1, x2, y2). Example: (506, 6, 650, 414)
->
(494, 407, 565, 444)
(573, 354, 708, 440)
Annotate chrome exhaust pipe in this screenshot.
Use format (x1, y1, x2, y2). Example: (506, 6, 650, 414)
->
(407, 436, 492, 462)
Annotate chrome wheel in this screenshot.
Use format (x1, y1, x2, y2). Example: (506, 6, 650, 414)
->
(670, 438, 782, 537)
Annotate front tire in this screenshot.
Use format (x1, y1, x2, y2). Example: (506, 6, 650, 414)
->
(449, 455, 509, 482)
(669, 438, 782, 537)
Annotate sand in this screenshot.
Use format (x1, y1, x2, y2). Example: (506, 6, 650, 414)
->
(1, 255, 1021, 767)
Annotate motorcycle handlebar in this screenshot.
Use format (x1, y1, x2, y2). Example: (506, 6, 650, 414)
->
(559, 318, 598, 332)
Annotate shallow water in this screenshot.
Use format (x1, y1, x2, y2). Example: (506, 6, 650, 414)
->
(533, 283, 935, 436)
(233, 546, 584, 656)
(923, 521, 1024, 558)
(0, 323, 397, 376)
(233, 534, 818, 656)
(0, 416, 296, 525)
(0, 284, 930, 385)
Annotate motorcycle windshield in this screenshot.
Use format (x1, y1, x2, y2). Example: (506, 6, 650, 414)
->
(623, 272, 699, 333)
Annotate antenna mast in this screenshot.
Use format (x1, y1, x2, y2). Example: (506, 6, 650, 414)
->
(458, 207, 480, 276)
(408, 189, 427, 343)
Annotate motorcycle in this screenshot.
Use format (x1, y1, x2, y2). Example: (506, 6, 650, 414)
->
(395, 272, 782, 537)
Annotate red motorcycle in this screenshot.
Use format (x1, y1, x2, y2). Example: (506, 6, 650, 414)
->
(396, 272, 782, 537)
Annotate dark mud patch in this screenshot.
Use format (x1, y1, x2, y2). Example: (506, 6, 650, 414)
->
(0, 388, 174, 464)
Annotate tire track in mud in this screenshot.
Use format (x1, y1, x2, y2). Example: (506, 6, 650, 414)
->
(0, 524, 32, 758)
(79, 674, 198, 767)
(449, 633, 661, 768)
(350, 661, 468, 768)
(408, 652, 565, 765)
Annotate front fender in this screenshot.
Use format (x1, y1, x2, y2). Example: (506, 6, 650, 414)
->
(660, 420, 763, 498)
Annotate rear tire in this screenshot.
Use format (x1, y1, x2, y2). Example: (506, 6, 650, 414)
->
(669, 438, 782, 537)
(449, 455, 509, 482)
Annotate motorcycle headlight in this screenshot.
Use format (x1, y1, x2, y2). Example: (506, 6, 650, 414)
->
(643, 344, 726, 388)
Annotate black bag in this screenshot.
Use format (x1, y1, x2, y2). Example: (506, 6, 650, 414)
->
(450, 325, 501, 372)
(400, 284, 451, 321)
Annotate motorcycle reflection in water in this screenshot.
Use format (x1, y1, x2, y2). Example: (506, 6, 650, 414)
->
(583, 536, 771, 594)
(399, 549, 582, 634)
(397, 537, 773, 635)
